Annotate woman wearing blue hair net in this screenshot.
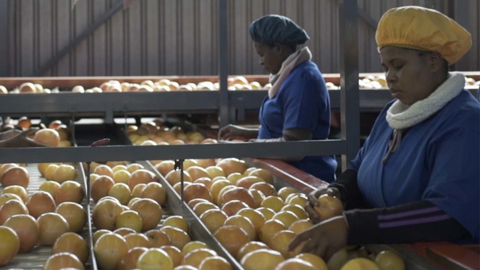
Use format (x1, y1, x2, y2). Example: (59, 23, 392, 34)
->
(218, 15, 337, 183)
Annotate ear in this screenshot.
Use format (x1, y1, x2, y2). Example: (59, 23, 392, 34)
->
(272, 43, 283, 54)
(428, 52, 445, 73)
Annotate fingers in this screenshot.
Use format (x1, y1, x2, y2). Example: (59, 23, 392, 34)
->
(327, 187, 342, 200)
(305, 205, 321, 223)
(300, 237, 318, 253)
(313, 241, 328, 259)
(308, 189, 326, 207)
(324, 246, 341, 262)
(288, 229, 312, 252)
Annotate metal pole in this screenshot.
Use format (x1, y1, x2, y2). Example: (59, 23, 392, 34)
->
(0, 0, 9, 77)
(339, 0, 360, 170)
(218, 0, 230, 128)
(453, 0, 470, 71)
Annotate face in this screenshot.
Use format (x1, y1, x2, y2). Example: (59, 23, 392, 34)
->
(254, 42, 289, 75)
(380, 46, 446, 105)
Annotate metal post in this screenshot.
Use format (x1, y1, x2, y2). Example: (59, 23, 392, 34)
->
(339, 0, 360, 170)
(0, 0, 9, 77)
(453, 0, 470, 71)
(218, 0, 230, 128)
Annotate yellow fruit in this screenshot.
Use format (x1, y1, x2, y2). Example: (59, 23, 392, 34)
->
(374, 251, 405, 270)
(241, 249, 285, 270)
(341, 258, 380, 270)
(125, 233, 150, 249)
(136, 248, 174, 270)
(0, 225, 20, 266)
(164, 215, 189, 233)
(273, 211, 298, 228)
(261, 196, 285, 212)
(296, 253, 328, 270)
(259, 219, 286, 246)
(281, 204, 308, 219)
(269, 230, 297, 258)
(257, 207, 276, 220)
(182, 241, 208, 255)
(277, 187, 297, 202)
(275, 258, 316, 270)
(237, 208, 266, 232)
(108, 183, 132, 205)
(94, 233, 129, 270)
(289, 219, 314, 235)
(237, 241, 269, 261)
(113, 170, 131, 184)
(115, 210, 143, 232)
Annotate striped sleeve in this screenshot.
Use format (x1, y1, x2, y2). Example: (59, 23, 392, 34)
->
(344, 200, 470, 245)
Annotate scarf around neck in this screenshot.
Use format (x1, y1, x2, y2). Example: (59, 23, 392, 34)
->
(268, 46, 312, 99)
(382, 72, 465, 163)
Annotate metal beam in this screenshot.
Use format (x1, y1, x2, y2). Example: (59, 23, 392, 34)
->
(0, 0, 9, 77)
(218, 0, 231, 127)
(31, 0, 124, 76)
(332, 0, 377, 30)
(339, 0, 360, 170)
(357, 7, 378, 30)
(0, 140, 347, 163)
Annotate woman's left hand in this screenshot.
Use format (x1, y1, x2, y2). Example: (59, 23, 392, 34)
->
(288, 216, 348, 261)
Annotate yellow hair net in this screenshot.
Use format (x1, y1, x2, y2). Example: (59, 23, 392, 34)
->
(376, 6, 471, 65)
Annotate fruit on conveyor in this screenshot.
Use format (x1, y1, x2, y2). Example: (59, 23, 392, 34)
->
(0, 225, 20, 266)
(151, 154, 410, 270)
(0, 163, 89, 269)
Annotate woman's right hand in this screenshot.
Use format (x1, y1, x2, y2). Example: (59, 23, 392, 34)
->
(306, 187, 342, 223)
(218, 125, 257, 141)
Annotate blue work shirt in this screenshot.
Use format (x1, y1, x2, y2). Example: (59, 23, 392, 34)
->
(258, 61, 337, 183)
(349, 90, 480, 243)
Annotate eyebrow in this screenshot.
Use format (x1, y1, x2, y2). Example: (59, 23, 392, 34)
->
(381, 57, 403, 65)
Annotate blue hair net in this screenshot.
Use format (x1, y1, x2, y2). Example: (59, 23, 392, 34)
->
(249, 15, 310, 46)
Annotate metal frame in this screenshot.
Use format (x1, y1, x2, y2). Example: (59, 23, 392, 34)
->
(0, 0, 366, 171)
(339, 0, 360, 166)
(0, 140, 346, 164)
(1, 89, 478, 117)
(218, 0, 231, 127)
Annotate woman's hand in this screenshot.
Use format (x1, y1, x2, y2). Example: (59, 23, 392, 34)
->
(288, 216, 348, 261)
(218, 125, 258, 141)
(306, 187, 342, 223)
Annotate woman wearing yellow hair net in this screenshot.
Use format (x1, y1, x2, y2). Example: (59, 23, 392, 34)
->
(289, 6, 479, 261)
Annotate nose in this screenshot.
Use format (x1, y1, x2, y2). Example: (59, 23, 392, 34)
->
(386, 70, 397, 85)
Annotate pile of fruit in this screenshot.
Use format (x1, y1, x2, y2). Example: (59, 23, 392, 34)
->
(87, 161, 235, 270)
(0, 83, 58, 94)
(326, 75, 480, 90)
(1, 74, 478, 94)
(0, 162, 88, 269)
(69, 76, 270, 93)
(0, 118, 71, 147)
(154, 157, 406, 270)
(126, 121, 211, 146)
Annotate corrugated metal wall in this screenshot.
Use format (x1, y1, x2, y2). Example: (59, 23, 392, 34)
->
(5, 0, 479, 77)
